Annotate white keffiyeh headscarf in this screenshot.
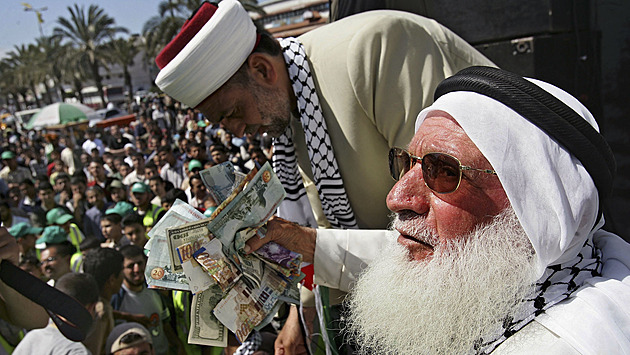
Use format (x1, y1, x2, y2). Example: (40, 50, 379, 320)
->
(416, 71, 630, 353)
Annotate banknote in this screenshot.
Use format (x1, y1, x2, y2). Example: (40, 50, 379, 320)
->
(145, 200, 205, 290)
(177, 241, 215, 294)
(189, 285, 228, 347)
(207, 162, 286, 261)
(255, 242, 302, 271)
(166, 218, 212, 273)
(200, 161, 239, 205)
(213, 267, 289, 343)
(194, 238, 241, 293)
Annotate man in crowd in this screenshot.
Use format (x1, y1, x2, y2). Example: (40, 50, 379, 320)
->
(0, 150, 31, 183)
(247, 67, 630, 353)
(105, 322, 154, 355)
(85, 185, 112, 241)
(121, 213, 148, 248)
(14, 273, 98, 355)
(37, 227, 75, 285)
(83, 247, 124, 355)
(155, 1, 494, 351)
(124, 152, 148, 186)
(82, 129, 105, 156)
(111, 245, 181, 355)
(129, 182, 164, 231)
(157, 145, 184, 189)
(8, 222, 42, 262)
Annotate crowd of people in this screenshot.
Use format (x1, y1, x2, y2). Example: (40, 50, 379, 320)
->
(0, 94, 275, 354)
(0, 0, 629, 354)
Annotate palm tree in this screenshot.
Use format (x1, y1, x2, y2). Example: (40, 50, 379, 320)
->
(103, 36, 140, 105)
(53, 4, 128, 108)
(35, 36, 66, 103)
(4, 44, 45, 108)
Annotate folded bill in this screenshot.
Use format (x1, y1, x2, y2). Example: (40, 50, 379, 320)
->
(189, 285, 228, 347)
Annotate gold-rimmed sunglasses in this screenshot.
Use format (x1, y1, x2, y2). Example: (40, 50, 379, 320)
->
(388, 147, 497, 194)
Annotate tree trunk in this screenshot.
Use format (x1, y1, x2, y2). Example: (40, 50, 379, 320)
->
(30, 83, 42, 108)
(124, 67, 133, 107)
(91, 61, 105, 108)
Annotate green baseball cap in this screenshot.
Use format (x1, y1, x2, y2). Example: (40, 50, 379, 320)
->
(8, 222, 43, 239)
(188, 159, 202, 172)
(131, 182, 150, 194)
(36, 225, 69, 248)
(106, 201, 135, 216)
(197, 120, 207, 128)
(1, 151, 15, 160)
(46, 207, 73, 225)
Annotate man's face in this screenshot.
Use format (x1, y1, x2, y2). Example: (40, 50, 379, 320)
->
(54, 177, 69, 193)
(86, 189, 103, 208)
(122, 255, 146, 287)
(145, 167, 157, 180)
(157, 151, 172, 165)
(18, 234, 37, 252)
(195, 72, 292, 138)
(190, 178, 206, 199)
(131, 192, 150, 208)
(89, 162, 106, 180)
(148, 180, 165, 197)
(19, 184, 35, 198)
(110, 187, 127, 203)
(38, 189, 55, 205)
(386, 113, 509, 262)
(124, 224, 147, 247)
(71, 183, 86, 197)
(211, 150, 228, 164)
(119, 164, 131, 177)
(131, 156, 143, 169)
(40, 247, 71, 281)
(188, 146, 201, 159)
(101, 219, 122, 241)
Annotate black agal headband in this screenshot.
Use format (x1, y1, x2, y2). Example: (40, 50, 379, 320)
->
(434, 66, 616, 200)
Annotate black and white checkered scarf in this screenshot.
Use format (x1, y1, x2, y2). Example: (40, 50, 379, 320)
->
(273, 37, 358, 230)
(478, 238, 602, 354)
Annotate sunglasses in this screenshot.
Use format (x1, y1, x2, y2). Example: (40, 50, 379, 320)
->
(389, 147, 497, 194)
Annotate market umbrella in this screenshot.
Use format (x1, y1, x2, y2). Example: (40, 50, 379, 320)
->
(25, 102, 94, 129)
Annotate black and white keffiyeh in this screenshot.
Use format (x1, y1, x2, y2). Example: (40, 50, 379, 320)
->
(273, 37, 358, 230)
(477, 238, 602, 354)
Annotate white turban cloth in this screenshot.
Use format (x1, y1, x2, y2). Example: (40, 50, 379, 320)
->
(155, 0, 257, 108)
(415, 78, 601, 278)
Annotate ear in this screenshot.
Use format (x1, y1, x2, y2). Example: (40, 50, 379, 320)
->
(247, 53, 278, 85)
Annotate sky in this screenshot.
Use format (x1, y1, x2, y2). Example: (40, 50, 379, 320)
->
(0, 0, 160, 59)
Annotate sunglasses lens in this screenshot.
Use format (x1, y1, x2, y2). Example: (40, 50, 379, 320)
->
(389, 148, 411, 181)
(422, 153, 461, 193)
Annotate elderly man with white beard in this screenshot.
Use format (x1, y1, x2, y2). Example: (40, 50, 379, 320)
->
(246, 66, 630, 354)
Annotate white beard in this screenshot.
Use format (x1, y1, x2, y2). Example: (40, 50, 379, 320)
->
(346, 209, 538, 355)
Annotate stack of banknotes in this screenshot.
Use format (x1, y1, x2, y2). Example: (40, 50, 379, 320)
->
(143, 162, 304, 346)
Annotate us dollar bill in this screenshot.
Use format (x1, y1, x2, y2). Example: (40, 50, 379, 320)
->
(166, 218, 212, 273)
(189, 285, 228, 347)
(176, 241, 215, 294)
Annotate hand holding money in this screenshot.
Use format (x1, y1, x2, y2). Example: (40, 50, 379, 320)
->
(244, 216, 316, 264)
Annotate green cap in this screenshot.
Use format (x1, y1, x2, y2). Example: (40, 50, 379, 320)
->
(197, 120, 207, 128)
(8, 222, 43, 239)
(188, 159, 202, 172)
(106, 201, 135, 216)
(36, 225, 69, 248)
(131, 182, 150, 194)
(46, 207, 73, 225)
(1, 151, 15, 160)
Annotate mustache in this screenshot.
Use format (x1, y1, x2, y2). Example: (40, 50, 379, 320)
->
(390, 211, 439, 247)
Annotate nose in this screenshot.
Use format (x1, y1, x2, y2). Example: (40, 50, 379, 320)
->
(386, 164, 430, 215)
